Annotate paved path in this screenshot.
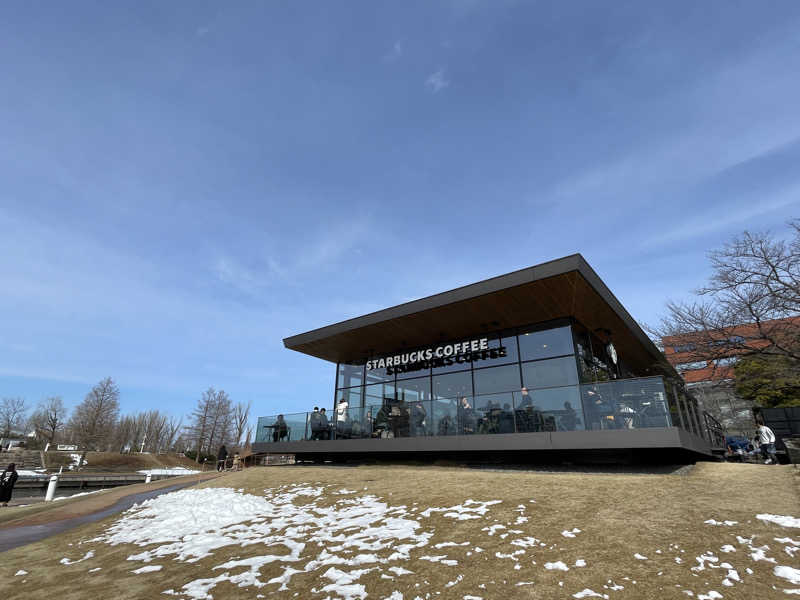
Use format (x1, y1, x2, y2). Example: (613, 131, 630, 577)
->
(0, 472, 220, 553)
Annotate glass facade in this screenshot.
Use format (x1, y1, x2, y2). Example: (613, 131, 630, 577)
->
(256, 320, 713, 444)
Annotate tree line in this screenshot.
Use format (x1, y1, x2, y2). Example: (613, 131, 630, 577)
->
(1, 378, 252, 465)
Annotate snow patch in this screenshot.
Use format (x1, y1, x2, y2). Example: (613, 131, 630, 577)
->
(132, 565, 163, 574)
(758, 514, 800, 528)
(775, 566, 800, 585)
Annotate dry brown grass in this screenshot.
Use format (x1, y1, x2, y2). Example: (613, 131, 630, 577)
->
(44, 451, 201, 473)
(1, 462, 798, 600)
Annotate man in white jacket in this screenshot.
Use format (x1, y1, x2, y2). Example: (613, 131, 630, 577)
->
(336, 398, 350, 438)
(757, 423, 778, 464)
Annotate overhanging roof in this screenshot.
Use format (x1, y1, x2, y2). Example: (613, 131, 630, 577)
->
(283, 254, 673, 375)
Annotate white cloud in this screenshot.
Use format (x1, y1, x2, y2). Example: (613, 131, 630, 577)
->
(425, 69, 450, 93)
(384, 41, 403, 61)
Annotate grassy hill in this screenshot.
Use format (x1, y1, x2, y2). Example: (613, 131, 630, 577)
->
(44, 451, 202, 473)
(1, 462, 798, 599)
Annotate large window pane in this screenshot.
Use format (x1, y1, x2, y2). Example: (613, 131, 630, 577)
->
(337, 363, 365, 388)
(365, 365, 394, 384)
(432, 398, 460, 436)
(474, 392, 516, 434)
(518, 325, 574, 361)
(433, 370, 473, 399)
(336, 387, 363, 409)
(530, 386, 583, 431)
(471, 331, 519, 369)
(473, 364, 521, 396)
(396, 363, 431, 380)
(431, 355, 472, 375)
(395, 377, 431, 403)
(365, 382, 395, 406)
(521, 356, 579, 389)
(580, 378, 670, 431)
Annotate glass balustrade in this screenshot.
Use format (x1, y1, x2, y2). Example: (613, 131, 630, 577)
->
(255, 376, 684, 444)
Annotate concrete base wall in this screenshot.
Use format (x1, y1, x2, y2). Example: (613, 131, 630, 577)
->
(253, 427, 712, 463)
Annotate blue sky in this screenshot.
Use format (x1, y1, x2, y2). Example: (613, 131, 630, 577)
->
(2, 2, 799, 420)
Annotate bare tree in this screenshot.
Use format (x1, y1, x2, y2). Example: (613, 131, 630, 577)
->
(69, 377, 120, 468)
(164, 415, 183, 452)
(30, 397, 67, 446)
(0, 397, 27, 438)
(652, 220, 800, 371)
(188, 388, 216, 462)
(204, 390, 232, 456)
(234, 401, 251, 451)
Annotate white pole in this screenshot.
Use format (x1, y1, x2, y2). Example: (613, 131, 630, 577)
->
(45, 475, 58, 502)
(145, 473, 152, 484)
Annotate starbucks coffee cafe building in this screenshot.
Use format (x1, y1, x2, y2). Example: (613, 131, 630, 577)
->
(253, 255, 724, 463)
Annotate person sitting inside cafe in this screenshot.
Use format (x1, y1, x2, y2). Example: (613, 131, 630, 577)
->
(617, 402, 636, 429)
(559, 400, 579, 431)
(273, 414, 289, 442)
(373, 403, 391, 437)
(458, 396, 476, 434)
(516, 387, 543, 432)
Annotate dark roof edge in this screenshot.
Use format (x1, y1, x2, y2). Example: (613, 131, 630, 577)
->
(573, 256, 676, 373)
(283, 253, 675, 374)
(283, 254, 584, 349)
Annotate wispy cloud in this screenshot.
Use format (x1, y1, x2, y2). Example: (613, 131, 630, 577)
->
(384, 40, 403, 61)
(425, 69, 450, 93)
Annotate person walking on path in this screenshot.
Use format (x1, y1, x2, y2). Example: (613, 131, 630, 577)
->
(1, 463, 18, 506)
(217, 445, 228, 471)
(757, 422, 778, 464)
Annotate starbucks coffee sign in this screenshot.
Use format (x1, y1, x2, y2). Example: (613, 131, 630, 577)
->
(367, 337, 507, 375)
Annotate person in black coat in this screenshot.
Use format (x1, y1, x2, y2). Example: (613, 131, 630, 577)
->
(1, 463, 18, 506)
(217, 445, 228, 471)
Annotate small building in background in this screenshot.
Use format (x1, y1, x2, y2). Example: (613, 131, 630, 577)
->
(661, 317, 799, 437)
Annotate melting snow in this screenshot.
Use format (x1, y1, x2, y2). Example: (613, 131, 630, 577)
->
(757, 514, 800, 528)
(573, 589, 608, 598)
(137, 468, 200, 476)
(544, 561, 569, 571)
(704, 519, 738, 526)
(420, 499, 501, 521)
(59, 551, 94, 565)
(561, 528, 581, 538)
(132, 565, 163, 574)
(775, 566, 800, 584)
(14, 570, 28, 576)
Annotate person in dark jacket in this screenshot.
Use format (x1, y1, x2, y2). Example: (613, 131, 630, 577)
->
(319, 408, 330, 440)
(273, 415, 289, 442)
(217, 445, 228, 471)
(309, 406, 322, 440)
(0, 463, 18, 506)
